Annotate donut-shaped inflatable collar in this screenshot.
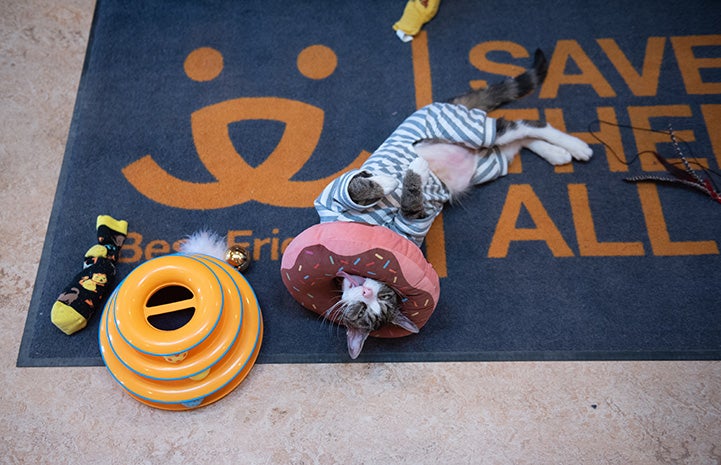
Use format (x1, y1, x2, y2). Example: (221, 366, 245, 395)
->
(281, 222, 440, 337)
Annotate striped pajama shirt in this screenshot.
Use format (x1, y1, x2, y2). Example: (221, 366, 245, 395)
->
(314, 102, 508, 247)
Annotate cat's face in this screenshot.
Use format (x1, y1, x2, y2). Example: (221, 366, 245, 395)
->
(329, 272, 419, 359)
(339, 275, 398, 331)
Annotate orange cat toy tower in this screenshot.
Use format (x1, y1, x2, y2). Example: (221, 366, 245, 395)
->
(98, 251, 262, 410)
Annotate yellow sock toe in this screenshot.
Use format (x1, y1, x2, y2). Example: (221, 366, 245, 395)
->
(51, 302, 88, 335)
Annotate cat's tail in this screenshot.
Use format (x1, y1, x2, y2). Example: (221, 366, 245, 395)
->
(449, 48, 548, 112)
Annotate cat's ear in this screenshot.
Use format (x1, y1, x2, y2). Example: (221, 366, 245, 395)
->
(346, 326, 370, 359)
(391, 312, 419, 333)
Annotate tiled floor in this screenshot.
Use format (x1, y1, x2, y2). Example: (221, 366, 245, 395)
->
(2, 1, 720, 463)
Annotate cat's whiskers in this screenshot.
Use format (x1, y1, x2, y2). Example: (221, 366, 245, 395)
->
(318, 307, 341, 339)
(320, 299, 348, 334)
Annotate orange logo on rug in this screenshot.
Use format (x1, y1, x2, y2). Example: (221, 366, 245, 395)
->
(122, 46, 369, 209)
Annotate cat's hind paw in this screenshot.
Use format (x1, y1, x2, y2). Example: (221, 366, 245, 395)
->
(569, 140, 593, 162)
(526, 140, 572, 165)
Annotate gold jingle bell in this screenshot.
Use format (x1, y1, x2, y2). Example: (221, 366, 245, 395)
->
(225, 245, 251, 272)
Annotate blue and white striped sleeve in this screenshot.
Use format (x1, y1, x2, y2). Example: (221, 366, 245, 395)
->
(422, 103, 497, 148)
(470, 146, 509, 185)
(391, 214, 436, 247)
(314, 170, 377, 222)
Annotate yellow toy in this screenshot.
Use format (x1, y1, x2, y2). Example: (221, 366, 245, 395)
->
(392, 0, 441, 42)
(98, 232, 262, 410)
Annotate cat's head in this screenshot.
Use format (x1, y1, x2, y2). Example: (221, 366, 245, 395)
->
(329, 272, 419, 359)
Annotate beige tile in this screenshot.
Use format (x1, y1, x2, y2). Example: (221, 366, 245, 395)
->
(1, 1, 720, 463)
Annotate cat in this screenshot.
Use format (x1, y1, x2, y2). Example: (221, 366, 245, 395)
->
(314, 49, 593, 359)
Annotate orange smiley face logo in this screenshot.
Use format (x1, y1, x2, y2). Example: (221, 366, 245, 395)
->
(123, 45, 370, 209)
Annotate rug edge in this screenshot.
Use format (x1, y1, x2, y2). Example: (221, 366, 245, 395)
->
(17, 350, 721, 368)
(16, 0, 104, 369)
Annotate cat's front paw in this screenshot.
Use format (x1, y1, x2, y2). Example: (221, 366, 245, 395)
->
(368, 174, 399, 196)
(401, 158, 429, 220)
(408, 157, 430, 184)
(347, 172, 399, 205)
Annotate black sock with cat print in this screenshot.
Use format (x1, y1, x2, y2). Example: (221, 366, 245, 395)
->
(51, 215, 128, 335)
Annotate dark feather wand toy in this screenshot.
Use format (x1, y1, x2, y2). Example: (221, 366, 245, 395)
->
(623, 128, 721, 204)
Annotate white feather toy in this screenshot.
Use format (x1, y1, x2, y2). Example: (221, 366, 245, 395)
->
(178, 230, 227, 261)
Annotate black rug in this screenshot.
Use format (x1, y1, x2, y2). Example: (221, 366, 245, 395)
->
(18, 0, 721, 366)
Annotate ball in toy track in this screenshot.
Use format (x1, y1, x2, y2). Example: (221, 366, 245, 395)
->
(225, 245, 251, 272)
(163, 351, 188, 364)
